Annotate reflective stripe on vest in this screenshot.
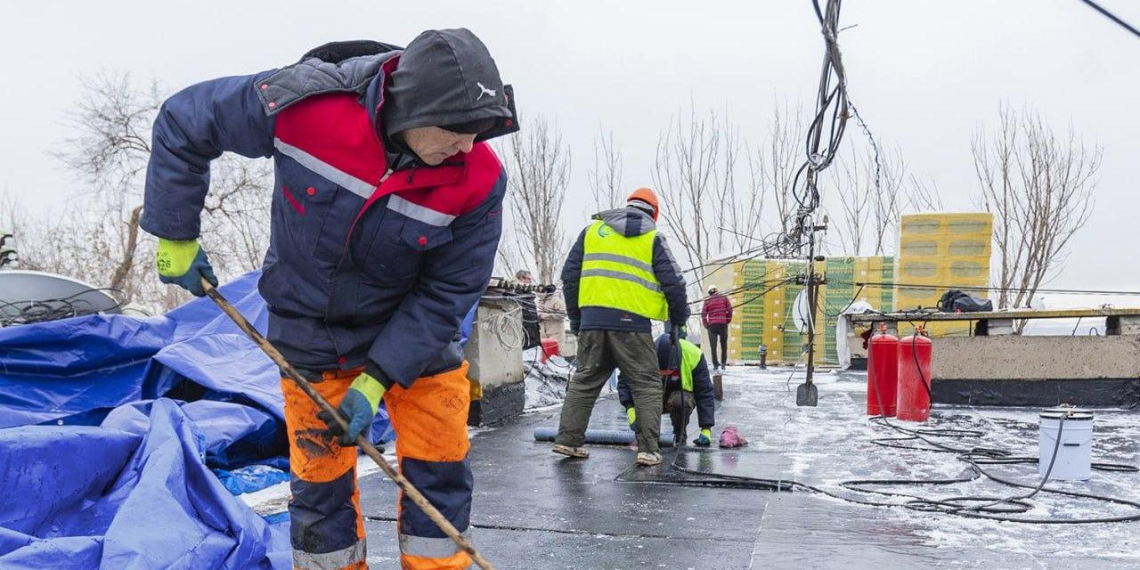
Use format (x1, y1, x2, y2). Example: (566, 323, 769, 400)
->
(292, 540, 366, 570)
(399, 529, 473, 559)
(679, 338, 702, 393)
(579, 220, 668, 321)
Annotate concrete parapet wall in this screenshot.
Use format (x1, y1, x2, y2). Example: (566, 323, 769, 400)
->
(933, 335, 1140, 381)
(464, 298, 526, 425)
(465, 299, 525, 388)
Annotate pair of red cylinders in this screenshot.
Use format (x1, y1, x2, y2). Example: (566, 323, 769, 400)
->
(867, 327, 932, 422)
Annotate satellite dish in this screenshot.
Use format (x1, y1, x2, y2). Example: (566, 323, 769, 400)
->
(0, 270, 121, 325)
(792, 289, 810, 334)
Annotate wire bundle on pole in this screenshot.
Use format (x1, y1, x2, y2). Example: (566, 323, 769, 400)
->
(786, 0, 850, 254)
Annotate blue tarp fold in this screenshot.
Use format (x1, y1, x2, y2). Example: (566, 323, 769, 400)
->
(0, 400, 290, 569)
(0, 270, 471, 568)
(0, 272, 303, 568)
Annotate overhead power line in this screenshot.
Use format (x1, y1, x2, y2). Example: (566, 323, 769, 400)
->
(1078, 0, 1140, 40)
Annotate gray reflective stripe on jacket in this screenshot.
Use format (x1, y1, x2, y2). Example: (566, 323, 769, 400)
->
(399, 529, 473, 558)
(273, 138, 375, 199)
(580, 268, 661, 292)
(293, 540, 365, 570)
(582, 252, 654, 273)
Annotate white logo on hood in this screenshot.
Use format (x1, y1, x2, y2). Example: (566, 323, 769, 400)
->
(476, 82, 497, 100)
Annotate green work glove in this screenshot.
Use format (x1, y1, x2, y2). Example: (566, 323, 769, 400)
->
(156, 238, 217, 297)
(693, 428, 712, 447)
(626, 407, 640, 433)
(319, 372, 386, 446)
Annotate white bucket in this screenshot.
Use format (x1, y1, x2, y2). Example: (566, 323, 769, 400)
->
(1038, 408, 1094, 481)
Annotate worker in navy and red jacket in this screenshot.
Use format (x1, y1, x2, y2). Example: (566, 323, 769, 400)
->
(141, 30, 518, 570)
(701, 286, 733, 372)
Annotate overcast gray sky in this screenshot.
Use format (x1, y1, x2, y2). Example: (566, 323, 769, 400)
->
(3, 0, 1138, 294)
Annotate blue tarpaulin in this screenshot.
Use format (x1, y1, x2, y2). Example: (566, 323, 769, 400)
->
(0, 399, 291, 569)
(0, 271, 386, 568)
(0, 270, 395, 447)
(0, 270, 475, 568)
(0, 271, 279, 430)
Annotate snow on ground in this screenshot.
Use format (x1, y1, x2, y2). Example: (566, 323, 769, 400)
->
(717, 365, 1140, 563)
(240, 450, 398, 517)
(523, 347, 573, 409)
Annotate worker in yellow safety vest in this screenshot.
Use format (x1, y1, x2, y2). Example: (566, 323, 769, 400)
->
(618, 329, 716, 447)
(554, 188, 689, 467)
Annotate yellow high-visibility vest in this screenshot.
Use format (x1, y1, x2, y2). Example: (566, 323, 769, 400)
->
(678, 338, 702, 392)
(579, 219, 668, 321)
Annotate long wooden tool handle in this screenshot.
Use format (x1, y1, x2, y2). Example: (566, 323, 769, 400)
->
(201, 278, 495, 570)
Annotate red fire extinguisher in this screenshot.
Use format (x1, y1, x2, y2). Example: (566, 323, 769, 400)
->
(867, 325, 898, 417)
(897, 327, 933, 422)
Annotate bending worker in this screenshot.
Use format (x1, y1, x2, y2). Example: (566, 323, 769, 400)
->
(141, 30, 517, 570)
(555, 188, 689, 467)
(618, 328, 716, 446)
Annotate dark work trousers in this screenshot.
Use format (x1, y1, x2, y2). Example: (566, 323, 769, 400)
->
(706, 323, 729, 369)
(665, 387, 696, 442)
(556, 330, 663, 454)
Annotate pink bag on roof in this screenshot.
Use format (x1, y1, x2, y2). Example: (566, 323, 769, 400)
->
(718, 425, 748, 448)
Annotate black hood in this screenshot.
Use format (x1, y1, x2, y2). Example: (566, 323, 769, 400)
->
(383, 28, 519, 143)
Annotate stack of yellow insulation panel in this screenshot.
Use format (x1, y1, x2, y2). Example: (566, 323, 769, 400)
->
(700, 256, 895, 366)
(698, 260, 744, 361)
(895, 212, 993, 337)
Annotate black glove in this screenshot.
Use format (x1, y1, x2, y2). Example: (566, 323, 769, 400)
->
(570, 320, 580, 335)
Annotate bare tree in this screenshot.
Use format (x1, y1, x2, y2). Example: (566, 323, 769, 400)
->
(653, 105, 784, 291)
(906, 174, 943, 212)
(201, 156, 274, 272)
(754, 103, 805, 237)
(49, 73, 163, 302)
(497, 116, 571, 284)
(825, 141, 908, 257)
(972, 104, 1100, 312)
(588, 130, 624, 212)
(720, 134, 766, 253)
(708, 114, 742, 255)
(652, 106, 722, 291)
(829, 149, 871, 256)
(36, 72, 275, 311)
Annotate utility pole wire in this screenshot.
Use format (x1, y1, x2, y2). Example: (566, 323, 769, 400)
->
(1078, 0, 1140, 39)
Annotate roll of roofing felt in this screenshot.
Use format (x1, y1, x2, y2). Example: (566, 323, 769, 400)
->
(532, 427, 675, 448)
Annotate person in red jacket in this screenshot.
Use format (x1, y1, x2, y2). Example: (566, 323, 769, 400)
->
(701, 286, 733, 372)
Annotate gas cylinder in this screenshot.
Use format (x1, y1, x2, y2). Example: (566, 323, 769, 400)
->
(867, 325, 899, 417)
(896, 329, 933, 422)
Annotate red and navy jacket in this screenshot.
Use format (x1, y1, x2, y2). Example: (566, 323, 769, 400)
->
(141, 41, 512, 388)
(701, 293, 733, 327)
